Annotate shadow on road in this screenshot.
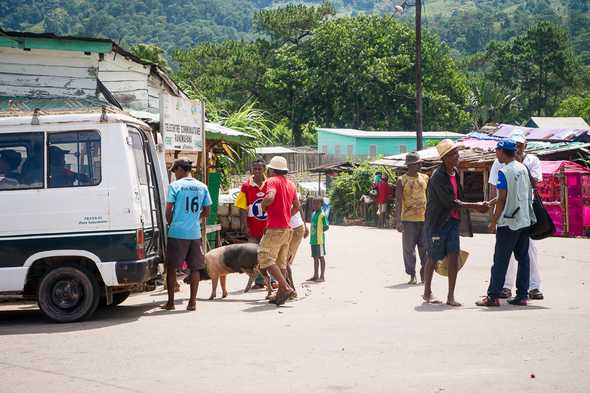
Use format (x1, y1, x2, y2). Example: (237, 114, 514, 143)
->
(0, 300, 180, 335)
(385, 283, 421, 290)
(414, 303, 551, 312)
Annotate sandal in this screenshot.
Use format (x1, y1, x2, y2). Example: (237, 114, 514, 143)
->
(475, 296, 500, 307)
(499, 288, 512, 299)
(273, 290, 294, 306)
(528, 289, 544, 300)
(507, 297, 527, 306)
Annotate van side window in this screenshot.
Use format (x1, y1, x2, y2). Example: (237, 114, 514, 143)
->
(48, 130, 101, 188)
(128, 130, 148, 185)
(0, 132, 44, 190)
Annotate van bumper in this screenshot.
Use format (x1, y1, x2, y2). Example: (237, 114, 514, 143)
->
(115, 256, 159, 285)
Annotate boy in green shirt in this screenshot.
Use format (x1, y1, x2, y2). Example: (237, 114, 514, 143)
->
(308, 198, 329, 282)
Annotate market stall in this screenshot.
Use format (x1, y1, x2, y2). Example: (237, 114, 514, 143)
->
(537, 160, 590, 237)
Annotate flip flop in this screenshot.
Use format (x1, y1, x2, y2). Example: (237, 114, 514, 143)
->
(273, 290, 294, 306)
(160, 303, 175, 310)
(422, 295, 442, 304)
(186, 303, 196, 311)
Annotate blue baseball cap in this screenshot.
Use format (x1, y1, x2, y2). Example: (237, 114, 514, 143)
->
(497, 139, 517, 152)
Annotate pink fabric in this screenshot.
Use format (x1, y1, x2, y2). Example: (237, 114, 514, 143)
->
(449, 175, 461, 220)
(537, 161, 590, 237)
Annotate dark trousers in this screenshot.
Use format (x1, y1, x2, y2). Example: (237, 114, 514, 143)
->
(487, 226, 530, 300)
(402, 221, 427, 278)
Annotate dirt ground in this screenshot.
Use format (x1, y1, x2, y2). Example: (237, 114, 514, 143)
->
(0, 226, 589, 393)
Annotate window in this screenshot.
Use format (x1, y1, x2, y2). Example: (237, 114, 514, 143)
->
(0, 132, 44, 190)
(128, 130, 149, 185)
(321, 145, 328, 154)
(399, 144, 407, 153)
(335, 144, 341, 157)
(369, 145, 377, 158)
(48, 130, 101, 188)
(347, 144, 353, 158)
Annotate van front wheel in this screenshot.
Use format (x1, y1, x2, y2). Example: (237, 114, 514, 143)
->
(38, 266, 100, 323)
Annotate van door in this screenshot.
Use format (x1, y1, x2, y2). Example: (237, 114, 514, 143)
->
(127, 127, 163, 257)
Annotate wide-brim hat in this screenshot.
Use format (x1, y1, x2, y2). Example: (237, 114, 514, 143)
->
(267, 156, 289, 172)
(435, 250, 469, 277)
(405, 151, 423, 166)
(436, 139, 458, 159)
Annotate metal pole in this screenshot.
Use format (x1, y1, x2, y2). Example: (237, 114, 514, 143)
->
(415, 0, 424, 151)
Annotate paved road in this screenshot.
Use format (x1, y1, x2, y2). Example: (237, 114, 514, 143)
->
(1, 226, 589, 393)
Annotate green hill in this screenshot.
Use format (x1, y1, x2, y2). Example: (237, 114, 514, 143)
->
(1, 0, 589, 61)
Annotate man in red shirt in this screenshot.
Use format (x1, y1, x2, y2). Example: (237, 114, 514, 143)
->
(259, 156, 300, 306)
(235, 159, 267, 242)
(375, 174, 393, 228)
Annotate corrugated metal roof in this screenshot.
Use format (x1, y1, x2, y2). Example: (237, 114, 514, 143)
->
(255, 146, 296, 154)
(316, 128, 464, 139)
(0, 96, 119, 116)
(529, 117, 590, 129)
(371, 136, 590, 170)
(493, 123, 590, 141)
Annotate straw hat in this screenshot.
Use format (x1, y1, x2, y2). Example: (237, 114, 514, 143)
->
(436, 139, 458, 159)
(435, 250, 469, 276)
(267, 156, 289, 172)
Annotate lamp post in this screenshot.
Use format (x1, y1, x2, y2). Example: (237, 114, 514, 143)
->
(395, 0, 423, 151)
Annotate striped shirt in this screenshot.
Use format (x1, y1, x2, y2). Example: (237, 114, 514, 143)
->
(310, 210, 329, 245)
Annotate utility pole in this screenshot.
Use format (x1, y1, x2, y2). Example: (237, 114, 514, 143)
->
(414, 0, 423, 151)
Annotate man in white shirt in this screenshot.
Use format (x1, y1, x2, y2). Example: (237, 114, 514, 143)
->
(488, 130, 544, 300)
(286, 195, 309, 297)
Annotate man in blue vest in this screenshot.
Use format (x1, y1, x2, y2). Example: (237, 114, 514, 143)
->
(477, 139, 536, 307)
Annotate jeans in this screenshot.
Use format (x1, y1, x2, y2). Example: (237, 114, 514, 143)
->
(487, 226, 530, 300)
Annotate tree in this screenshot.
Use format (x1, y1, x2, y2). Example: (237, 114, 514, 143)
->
(485, 21, 578, 118)
(253, 2, 335, 46)
(130, 44, 171, 72)
(555, 94, 590, 124)
(173, 40, 272, 113)
(298, 16, 471, 132)
(468, 77, 520, 129)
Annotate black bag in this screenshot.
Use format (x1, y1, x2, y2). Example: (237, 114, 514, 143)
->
(529, 188, 555, 240)
(524, 161, 555, 240)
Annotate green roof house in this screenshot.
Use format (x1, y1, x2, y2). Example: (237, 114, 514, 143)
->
(316, 128, 464, 159)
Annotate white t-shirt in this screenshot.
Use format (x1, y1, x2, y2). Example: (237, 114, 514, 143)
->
(289, 211, 304, 228)
(489, 154, 542, 186)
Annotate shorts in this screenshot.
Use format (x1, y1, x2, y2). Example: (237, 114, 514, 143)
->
(311, 244, 326, 258)
(166, 238, 205, 273)
(427, 219, 460, 261)
(378, 203, 388, 214)
(287, 225, 306, 265)
(258, 228, 293, 270)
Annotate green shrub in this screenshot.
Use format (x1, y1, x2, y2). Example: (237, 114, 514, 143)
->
(329, 163, 396, 222)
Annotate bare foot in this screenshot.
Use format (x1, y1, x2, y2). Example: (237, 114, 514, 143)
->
(160, 303, 175, 310)
(208, 294, 216, 300)
(447, 299, 462, 307)
(307, 276, 319, 282)
(186, 301, 196, 311)
(422, 294, 442, 304)
(222, 291, 228, 299)
(318, 277, 325, 282)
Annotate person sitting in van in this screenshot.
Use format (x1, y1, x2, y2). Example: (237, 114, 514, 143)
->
(0, 149, 21, 188)
(162, 158, 212, 312)
(48, 146, 88, 187)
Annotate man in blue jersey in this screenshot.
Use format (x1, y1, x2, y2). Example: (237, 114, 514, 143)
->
(162, 158, 212, 312)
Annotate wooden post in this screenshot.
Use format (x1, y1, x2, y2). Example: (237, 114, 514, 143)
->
(483, 168, 489, 201)
(559, 166, 569, 237)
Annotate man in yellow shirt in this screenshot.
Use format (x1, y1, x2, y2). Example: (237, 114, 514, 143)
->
(395, 152, 429, 284)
